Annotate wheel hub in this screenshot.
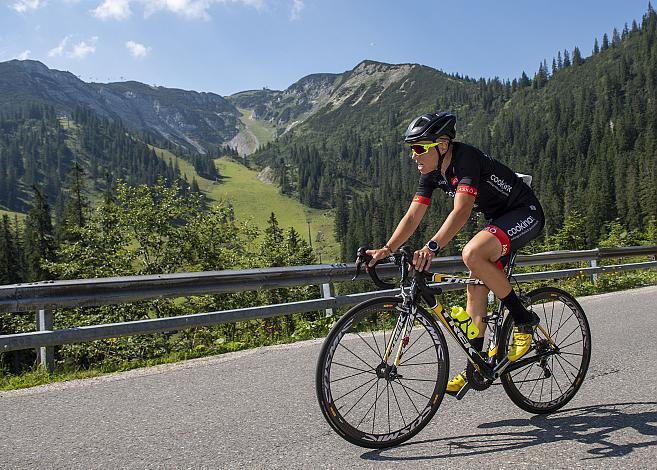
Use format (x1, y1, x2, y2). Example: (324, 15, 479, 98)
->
(375, 363, 401, 381)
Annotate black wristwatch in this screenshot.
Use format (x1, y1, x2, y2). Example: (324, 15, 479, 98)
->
(425, 240, 440, 254)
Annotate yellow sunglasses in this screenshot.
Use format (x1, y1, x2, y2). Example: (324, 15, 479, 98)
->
(409, 141, 446, 156)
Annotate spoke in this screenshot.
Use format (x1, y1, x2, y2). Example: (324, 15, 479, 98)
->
(556, 353, 581, 372)
(372, 380, 379, 433)
(551, 303, 566, 342)
(558, 351, 583, 357)
(334, 376, 377, 404)
(395, 377, 438, 383)
(338, 342, 375, 370)
(555, 324, 580, 348)
(559, 338, 583, 350)
(390, 382, 407, 427)
(549, 301, 555, 336)
(511, 377, 550, 384)
(552, 309, 574, 342)
(399, 343, 435, 365)
(554, 356, 575, 387)
(399, 377, 421, 415)
(550, 357, 555, 401)
(518, 363, 536, 392)
(551, 359, 568, 395)
(528, 369, 541, 398)
(356, 379, 388, 427)
(356, 332, 383, 360)
(539, 372, 545, 403)
(331, 369, 376, 383)
(395, 378, 432, 400)
(387, 380, 391, 433)
(400, 361, 441, 367)
(370, 328, 383, 360)
(404, 327, 427, 354)
(331, 361, 372, 374)
(342, 378, 380, 418)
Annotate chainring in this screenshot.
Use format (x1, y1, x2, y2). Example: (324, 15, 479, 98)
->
(466, 362, 494, 391)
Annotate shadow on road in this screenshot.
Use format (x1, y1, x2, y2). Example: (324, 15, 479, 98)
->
(361, 402, 657, 462)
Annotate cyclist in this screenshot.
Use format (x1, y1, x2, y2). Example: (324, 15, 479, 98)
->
(367, 112, 544, 394)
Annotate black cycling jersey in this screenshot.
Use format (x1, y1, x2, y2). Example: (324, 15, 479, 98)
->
(413, 142, 535, 220)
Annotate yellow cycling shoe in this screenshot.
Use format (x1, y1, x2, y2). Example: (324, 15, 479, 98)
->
(446, 370, 467, 393)
(507, 312, 540, 361)
(507, 327, 534, 361)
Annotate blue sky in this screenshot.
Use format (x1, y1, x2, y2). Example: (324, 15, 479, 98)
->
(0, 1, 652, 96)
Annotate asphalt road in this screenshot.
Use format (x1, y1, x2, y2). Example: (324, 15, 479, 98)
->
(1, 285, 657, 469)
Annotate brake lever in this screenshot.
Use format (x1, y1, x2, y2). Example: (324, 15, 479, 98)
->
(352, 246, 370, 281)
(352, 258, 363, 281)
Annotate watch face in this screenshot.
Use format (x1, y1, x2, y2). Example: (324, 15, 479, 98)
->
(427, 240, 439, 252)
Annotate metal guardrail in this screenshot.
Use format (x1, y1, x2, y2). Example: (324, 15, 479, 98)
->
(0, 245, 656, 371)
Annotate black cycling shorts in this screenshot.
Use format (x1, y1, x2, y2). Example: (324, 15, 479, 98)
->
(481, 198, 545, 268)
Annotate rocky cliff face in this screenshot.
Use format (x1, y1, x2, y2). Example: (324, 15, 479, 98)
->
(0, 60, 241, 153)
(227, 61, 417, 134)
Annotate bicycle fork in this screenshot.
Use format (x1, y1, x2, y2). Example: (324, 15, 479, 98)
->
(380, 306, 417, 376)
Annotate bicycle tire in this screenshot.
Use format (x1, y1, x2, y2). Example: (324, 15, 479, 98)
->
(500, 287, 592, 414)
(316, 296, 449, 448)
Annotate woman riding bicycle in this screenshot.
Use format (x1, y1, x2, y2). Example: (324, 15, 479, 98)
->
(366, 112, 545, 394)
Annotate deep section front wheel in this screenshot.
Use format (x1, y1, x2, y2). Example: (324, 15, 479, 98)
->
(315, 297, 449, 448)
(500, 287, 592, 414)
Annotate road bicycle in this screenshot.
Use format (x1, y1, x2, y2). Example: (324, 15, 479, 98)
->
(315, 246, 591, 448)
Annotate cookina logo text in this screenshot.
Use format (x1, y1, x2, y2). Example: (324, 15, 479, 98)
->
(490, 174, 512, 193)
(508, 216, 536, 236)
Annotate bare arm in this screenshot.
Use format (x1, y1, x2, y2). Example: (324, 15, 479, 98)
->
(413, 192, 475, 271)
(366, 201, 428, 266)
(431, 192, 475, 248)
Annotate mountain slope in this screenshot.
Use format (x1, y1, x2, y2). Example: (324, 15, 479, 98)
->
(0, 60, 241, 153)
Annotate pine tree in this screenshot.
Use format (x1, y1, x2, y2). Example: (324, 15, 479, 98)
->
(23, 187, 55, 281)
(602, 33, 610, 50)
(58, 162, 89, 242)
(572, 47, 583, 65)
(593, 38, 600, 54)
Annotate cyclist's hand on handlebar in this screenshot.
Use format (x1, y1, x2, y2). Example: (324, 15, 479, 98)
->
(413, 246, 434, 272)
(365, 247, 391, 268)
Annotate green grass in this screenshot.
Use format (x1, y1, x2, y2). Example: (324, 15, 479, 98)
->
(237, 107, 276, 152)
(0, 209, 24, 220)
(154, 147, 339, 262)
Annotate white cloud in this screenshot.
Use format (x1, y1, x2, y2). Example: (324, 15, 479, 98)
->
(16, 50, 31, 60)
(290, 0, 303, 21)
(12, 0, 43, 13)
(126, 40, 151, 58)
(48, 36, 70, 57)
(69, 37, 98, 59)
(92, 0, 132, 20)
(91, 0, 264, 21)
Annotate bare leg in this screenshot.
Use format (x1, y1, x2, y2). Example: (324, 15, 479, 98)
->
(466, 282, 489, 339)
(462, 231, 513, 302)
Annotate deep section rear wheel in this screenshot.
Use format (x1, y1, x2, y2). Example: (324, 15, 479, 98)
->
(500, 287, 591, 414)
(316, 297, 449, 448)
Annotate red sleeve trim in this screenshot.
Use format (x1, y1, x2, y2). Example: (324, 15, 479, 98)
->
(456, 185, 478, 197)
(412, 195, 431, 205)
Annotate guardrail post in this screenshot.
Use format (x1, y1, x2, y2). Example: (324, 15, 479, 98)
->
(36, 309, 54, 372)
(321, 283, 335, 317)
(589, 259, 598, 285)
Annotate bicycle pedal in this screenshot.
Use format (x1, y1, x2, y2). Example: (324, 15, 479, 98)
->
(455, 382, 471, 400)
(446, 382, 471, 400)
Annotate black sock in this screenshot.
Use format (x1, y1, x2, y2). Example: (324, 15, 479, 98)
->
(471, 336, 485, 351)
(501, 290, 531, 324)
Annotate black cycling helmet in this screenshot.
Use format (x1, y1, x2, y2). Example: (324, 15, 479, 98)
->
(404, 112, 457, 143)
